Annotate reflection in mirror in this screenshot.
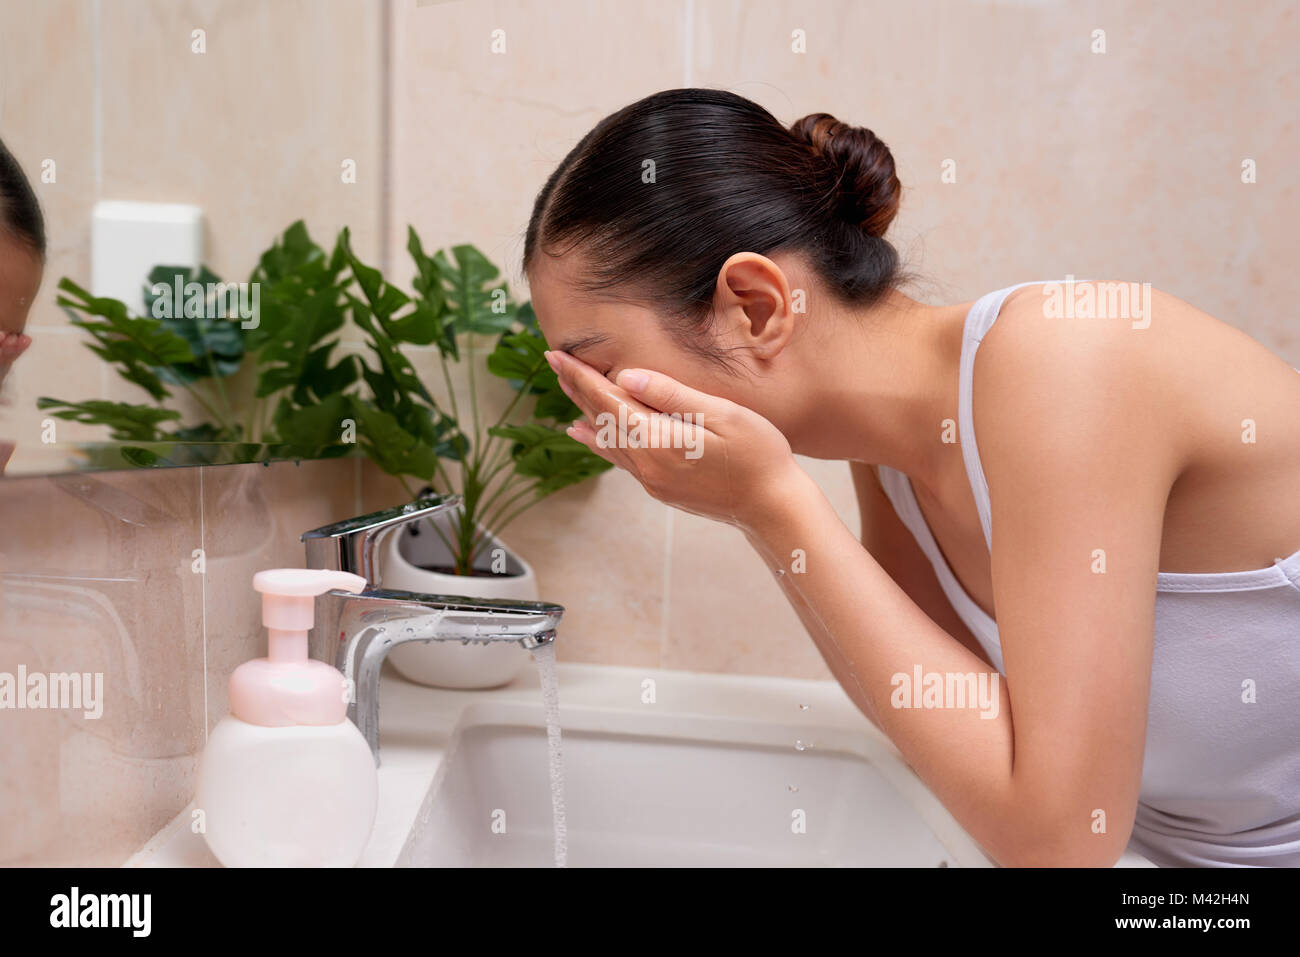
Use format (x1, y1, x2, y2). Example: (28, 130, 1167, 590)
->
(0, 17, 608, 584)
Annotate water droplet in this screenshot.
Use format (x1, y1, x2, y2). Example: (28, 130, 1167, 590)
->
(937, 860, 949, 868)
(776, 568, 786, 576)
(795, 739, 814, 752)
(787, 784, 799, 792)
(797, 703, 809, 711)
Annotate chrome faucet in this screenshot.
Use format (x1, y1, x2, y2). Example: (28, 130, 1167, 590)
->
(301, 494, 563, 765)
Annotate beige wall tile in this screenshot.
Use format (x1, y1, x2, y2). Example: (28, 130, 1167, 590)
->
(0, 467, 205, 864)
(662, 456, 856, 678)
(0, 326, 115, 475)
(0, 0, 96, 329)
(692, 0, 1300, 363)
(388, 0, 683, 280)
(99, 0, 386, 274)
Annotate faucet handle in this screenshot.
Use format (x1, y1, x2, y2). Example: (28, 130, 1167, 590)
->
(301, 494, 462, 583)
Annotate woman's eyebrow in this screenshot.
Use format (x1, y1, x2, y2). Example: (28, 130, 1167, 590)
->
(556, 332, 610, 356)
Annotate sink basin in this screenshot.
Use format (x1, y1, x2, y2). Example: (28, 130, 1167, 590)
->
(401, 722, 966, 867)
(127, 662, 1154, 868)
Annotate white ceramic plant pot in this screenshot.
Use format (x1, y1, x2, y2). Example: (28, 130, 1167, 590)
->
(379, 511, 537, 689)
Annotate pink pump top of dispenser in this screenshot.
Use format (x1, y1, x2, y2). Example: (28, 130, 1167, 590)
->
(228, 568, 367, 727)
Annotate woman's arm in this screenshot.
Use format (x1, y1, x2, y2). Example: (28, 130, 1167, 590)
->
(850, 461, 995, 671)
(757, 312, 1182, 866)
(750, 461, 992, 734)
(548, 312, 1182, 866)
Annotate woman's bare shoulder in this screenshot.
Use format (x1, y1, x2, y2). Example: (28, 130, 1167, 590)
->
(974, 279, 1299, 483)
(969, 281, 1202, 477)
(992, 280, 1268, 364)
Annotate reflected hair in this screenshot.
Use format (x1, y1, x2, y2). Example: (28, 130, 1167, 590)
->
(0, 137, 46, 259)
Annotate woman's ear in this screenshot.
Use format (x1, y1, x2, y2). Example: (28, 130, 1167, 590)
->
(712, 252, 796, 361)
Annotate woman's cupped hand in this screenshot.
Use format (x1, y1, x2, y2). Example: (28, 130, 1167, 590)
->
(545, 349, 803, 529)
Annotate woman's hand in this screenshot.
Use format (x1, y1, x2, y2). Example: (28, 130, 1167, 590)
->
(544, 349, 803, 530)
(0, 331, 31, 390)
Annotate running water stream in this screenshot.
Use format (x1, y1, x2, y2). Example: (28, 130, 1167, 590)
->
(531, 643, 567, 867)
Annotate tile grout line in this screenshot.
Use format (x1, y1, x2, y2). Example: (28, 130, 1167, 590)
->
(663, 0, 690, 671)
(92, 0, 102, 196)
(660, 507, 672, 669)
(379, 0, 394, 273)
(683, 0, 695, 87)
(92, 0, 105, 399)
(199, 466, 208, 741)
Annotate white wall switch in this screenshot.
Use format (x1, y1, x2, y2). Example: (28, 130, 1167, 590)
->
(91, 201, 205, 315)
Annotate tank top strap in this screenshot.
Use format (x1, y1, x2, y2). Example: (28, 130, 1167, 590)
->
(957, 280, 1093, 553)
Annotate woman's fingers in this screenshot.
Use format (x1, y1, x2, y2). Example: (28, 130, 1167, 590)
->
(613, 366, 734, 423)
(565, 416, 645, 480)
(0, 332, 32, 359)
(546, 349, 662, 444)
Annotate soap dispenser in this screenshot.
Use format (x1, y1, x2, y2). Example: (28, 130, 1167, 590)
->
(196, 568, 377, 867)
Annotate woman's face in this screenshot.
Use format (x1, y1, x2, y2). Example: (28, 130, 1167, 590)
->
(526, 249, 747, 407)
(0, 232, 41, 380)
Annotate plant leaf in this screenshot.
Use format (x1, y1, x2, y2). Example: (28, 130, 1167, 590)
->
(266, 393, 356, 458)
(36, 397, 181, 441)
(56, 278, 196, 401)
(142, 264, 247, 383)
(485, 303, 579, 423)
(435, 244, 515, 337)
(345, 397, 442, 479)
(406, 227, 455, 357)
(488, 423, 613, 495)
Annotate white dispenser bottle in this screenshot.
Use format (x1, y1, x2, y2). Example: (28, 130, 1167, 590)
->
(195, 568, 377, 867)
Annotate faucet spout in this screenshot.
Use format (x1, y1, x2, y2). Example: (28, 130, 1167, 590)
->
(322, 588, 564, 764)
(301, 498, 564, 765)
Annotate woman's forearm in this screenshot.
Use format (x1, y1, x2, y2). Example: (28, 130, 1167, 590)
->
(742, 466, 1034, 864)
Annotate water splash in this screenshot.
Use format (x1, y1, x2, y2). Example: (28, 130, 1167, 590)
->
(531, 643, 568, 868)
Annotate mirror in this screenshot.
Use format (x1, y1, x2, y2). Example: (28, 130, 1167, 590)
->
(3, 4, 598, 504)
(0, 7, 387, 478)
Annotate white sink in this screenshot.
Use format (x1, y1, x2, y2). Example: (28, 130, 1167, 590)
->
(402, 723, 966, 867)
(128, 663, 1154, 868)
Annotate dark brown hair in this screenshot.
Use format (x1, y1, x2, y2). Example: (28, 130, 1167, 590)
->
(0, 137, 45, 258)
(523, 88, 903, 367)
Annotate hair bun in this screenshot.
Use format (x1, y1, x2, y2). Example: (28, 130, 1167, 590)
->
(789, 112, 900, 238)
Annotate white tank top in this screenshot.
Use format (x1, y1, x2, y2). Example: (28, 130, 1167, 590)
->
(877, 280, 1300, 867)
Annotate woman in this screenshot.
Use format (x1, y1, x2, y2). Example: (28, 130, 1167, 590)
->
(0, 137, 43, 471)
(524, 89, 1300, 867)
